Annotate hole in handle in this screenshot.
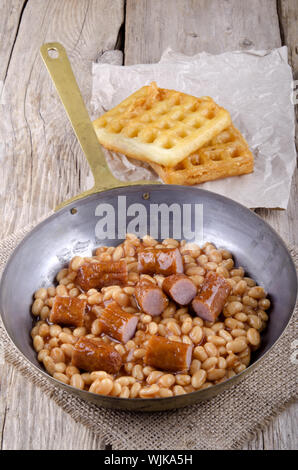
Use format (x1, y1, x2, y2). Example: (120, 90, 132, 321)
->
(48, 47, 59, 59)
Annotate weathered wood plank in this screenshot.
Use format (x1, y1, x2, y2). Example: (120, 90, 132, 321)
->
(256, 0, 298, 241)
(0, 0, 124, 451)
(124, 0, 297, 451)
(0, 362, 106, 450)
(278, 0, 298, 77)
(125, 0, 281, 64)
(0, 0, 297, 451)
(0, 0, 124, 238)
(0, 0, 26, 84)
(125, 0, 296, 246)
(242, 402, 298, 450)
(278, 0, 298, 148)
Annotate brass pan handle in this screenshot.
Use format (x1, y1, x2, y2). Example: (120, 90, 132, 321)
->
(40, 42, 157, 210)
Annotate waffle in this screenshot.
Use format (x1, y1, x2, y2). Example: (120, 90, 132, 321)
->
(93, 82, 231, 167)
(150, 124, 254, 185)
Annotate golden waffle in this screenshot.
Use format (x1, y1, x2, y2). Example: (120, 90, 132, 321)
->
(93, 82, 231, 168)
(150, 124, 254, 185)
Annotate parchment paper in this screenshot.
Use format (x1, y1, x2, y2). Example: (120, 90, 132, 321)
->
(91, 47, 296, 209)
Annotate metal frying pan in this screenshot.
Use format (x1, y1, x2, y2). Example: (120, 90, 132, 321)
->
(0, 43, 296, 411)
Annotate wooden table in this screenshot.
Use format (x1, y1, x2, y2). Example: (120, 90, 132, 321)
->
(0, 0, 297, 450)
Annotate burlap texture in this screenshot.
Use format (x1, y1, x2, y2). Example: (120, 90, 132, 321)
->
(0, 217, 297, 450)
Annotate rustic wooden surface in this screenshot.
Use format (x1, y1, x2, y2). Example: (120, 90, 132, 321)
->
(0, 0, 297, 450)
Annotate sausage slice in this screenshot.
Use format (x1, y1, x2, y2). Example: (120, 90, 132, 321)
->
(135, 278, 169, 316)
(138, 247, 183, 276)
(192, 271, 231, 322)
(145, 335, 193, 372)
(72, 336, 122, 374)
(50, 296, 86, 327)
(162, 274, 197, 305)
(99, 302, 138, 343)
(76, 260, 127, 291)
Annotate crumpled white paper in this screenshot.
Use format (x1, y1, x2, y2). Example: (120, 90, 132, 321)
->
(91, 47, 296, 209)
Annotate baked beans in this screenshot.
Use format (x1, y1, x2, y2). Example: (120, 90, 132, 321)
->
(30, 235, 270, 398)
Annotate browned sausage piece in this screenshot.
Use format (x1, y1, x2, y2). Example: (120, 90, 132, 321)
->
(99, 302, 138, 343)
(145, 335, 193, 372)
(72, 336, 122, 374)
(76, 260, 128, 291)
(162, 274, 197, 305)
(192, 271, 231, 322)
(50, 296, 86, 327)
(135, 278, 169, 316)
(138, 247, 183, 276)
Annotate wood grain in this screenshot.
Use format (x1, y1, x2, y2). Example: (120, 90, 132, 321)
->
(0, 363, 106, 450)
(255, 0, 298, 242)
(125, 3, 298, 448)
(278, 0, 298, 78)
(0, 0, 124, 451)
(278, 0, 298, 149)
(0, 0, 26, 84)
(125, 0, 281, 64)
(0, 0, 297, 450)
(0, 0, 124, 238)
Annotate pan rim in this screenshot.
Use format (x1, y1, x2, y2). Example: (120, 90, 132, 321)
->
(0, 184, 297, 406)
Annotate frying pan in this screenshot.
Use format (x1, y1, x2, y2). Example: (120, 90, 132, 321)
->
(0, 43, 296, 411)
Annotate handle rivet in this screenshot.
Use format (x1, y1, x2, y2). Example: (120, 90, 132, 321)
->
(142, 192, 150, 200)
(48, 47, 59, 59)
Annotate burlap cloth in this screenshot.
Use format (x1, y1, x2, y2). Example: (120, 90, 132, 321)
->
(0, 217, 297, 450)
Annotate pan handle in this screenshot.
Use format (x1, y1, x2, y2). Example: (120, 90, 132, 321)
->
(40, 42, 157, 210)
